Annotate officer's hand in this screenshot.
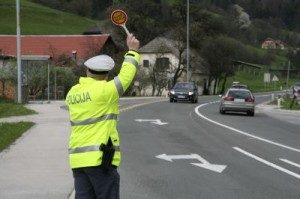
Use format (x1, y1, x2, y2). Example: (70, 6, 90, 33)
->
(127, 34, 140, 52)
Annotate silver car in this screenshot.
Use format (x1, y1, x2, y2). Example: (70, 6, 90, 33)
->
(219, 88, 255, 116)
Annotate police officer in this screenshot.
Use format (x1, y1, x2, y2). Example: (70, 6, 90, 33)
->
(66, 34, 140, 199)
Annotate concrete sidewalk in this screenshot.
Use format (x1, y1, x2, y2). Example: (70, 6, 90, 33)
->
(0, 101, 73, 199)
(256, 103, 300, 125)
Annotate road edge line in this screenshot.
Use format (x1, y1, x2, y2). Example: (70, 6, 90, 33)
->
(233, 147, 300, 179)
(194, 102, 300, 153)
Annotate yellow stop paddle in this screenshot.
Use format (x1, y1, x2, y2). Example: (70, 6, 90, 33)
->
(111, 9, 130, 36)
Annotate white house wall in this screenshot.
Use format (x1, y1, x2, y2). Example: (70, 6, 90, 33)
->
(140, 53, 182, 96)
(139, 53, 208, 96)
(141, 53, 179, 71)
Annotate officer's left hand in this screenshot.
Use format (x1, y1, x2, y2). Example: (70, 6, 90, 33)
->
(127, 34, 140, 51)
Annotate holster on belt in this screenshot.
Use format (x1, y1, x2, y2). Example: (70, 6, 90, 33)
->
(100, 137, 115, 173)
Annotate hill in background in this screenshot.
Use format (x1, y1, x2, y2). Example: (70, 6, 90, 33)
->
(0, 0, 99, 35)
(0, 0, 298, 94)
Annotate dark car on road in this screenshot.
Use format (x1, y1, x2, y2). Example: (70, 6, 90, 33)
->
(169, 82, 198, 103)
(219, 88, 255, 116)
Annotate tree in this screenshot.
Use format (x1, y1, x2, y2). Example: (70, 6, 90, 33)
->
(109, 0, 174, 45)
(51, 66, 77, 98)
(201, 36, 244, 94)
(287, 48, 300, 70)
(24, 62, 49, 98)
(168, 26, 187, 87)
(139, 47, 171, 96)
(0, 63, 17, 98)
(135, 68, 151, 96)
(150, 59, 169, 96)
(66, 0, 92, 17)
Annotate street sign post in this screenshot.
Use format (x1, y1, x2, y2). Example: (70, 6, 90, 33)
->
(272, 75, 279, 82)
(16, 0, 22, 103)
(264, 73, 271, 90)
(272, 75, 279, 90)
(264, 73, 271, 83)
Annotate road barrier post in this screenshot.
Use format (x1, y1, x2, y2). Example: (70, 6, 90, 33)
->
(277, 98, 281, 108)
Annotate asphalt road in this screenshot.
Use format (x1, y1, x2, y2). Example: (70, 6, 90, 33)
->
(118, 95, 300, 199)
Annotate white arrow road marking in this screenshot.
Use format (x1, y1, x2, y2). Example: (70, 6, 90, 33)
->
(135, 119, 168, 125)
(190, 163, 227, 173)
(156, 153, 227, 173)
(156, 154, 200, 162)
(233, 147, 300, 179)
(280, 159, 300, 169)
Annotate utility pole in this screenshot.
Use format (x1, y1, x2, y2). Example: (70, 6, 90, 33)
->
(286, 60, 290, 90)
(16, 0, 22, 103)
(186, 0, 190, 82)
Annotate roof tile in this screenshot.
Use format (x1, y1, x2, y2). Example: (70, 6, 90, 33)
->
(0, 35, 109, 59)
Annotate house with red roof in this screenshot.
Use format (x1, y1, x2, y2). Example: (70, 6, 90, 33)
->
(0, 34, 117, 100)
(0, 34, 112, 61)
(261, 37, 286, 50)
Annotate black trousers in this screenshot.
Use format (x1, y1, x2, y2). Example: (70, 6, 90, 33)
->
(72, 166, 120, 199)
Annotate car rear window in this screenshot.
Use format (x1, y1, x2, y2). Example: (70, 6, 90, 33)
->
(227, 90, 251, 99)
(231, 85, 247, 89)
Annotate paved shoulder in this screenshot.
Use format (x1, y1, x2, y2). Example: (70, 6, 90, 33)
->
(256, 104, 300, 125)
(0, 101, 73, 199)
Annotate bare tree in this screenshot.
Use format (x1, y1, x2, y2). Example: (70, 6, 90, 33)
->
(135, 68, 151, 96)
(168, 25, 187, 87)
(0, 63, 17, 98)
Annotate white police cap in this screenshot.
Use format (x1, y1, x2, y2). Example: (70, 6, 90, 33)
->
(84, 55, 115, 72)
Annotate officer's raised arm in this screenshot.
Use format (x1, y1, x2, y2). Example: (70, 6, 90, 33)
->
(113, 34, 140, 97)
(127, 34, 140, 52)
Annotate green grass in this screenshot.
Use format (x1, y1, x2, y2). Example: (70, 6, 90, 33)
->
(269, 97, 300, 110)
(0, 122, 34, 152)
(281, 97, 300, 110)
(0, 0, 99, 34)
(0, 99, 36, 118)
(222, 71, 300, 93)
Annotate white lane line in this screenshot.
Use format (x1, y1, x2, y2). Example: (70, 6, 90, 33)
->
(280, 159, 300, 169)
(195, 102, 300, 153)
(120, 99, 167, 112)
(233, 147, 300, 179)
(120, 97, 166, 100)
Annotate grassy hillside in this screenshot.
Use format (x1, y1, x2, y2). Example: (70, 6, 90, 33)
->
(0, 0, 98, 34)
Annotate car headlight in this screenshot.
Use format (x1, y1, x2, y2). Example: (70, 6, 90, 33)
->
(170, 90, 175, 94)
(188, 91, 194, 95)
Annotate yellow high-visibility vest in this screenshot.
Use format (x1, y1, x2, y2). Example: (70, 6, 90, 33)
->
(66, 51, 140, 169)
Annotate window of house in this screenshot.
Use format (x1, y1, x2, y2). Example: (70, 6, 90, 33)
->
(155, 57, 169, 71)
(143, 60, 149, 67)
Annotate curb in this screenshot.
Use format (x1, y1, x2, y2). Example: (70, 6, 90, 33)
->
(257, 103, 300, 115)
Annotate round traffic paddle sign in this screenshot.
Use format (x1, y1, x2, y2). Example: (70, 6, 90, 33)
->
(111, 10, 128, 25)
(111, 9, 130, 35)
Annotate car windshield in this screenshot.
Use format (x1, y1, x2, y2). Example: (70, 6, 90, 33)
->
(173, 83, 194, 90)
(227, 90, 251, 99)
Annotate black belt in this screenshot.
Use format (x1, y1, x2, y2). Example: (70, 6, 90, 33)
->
(99, 164, 117, 169)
